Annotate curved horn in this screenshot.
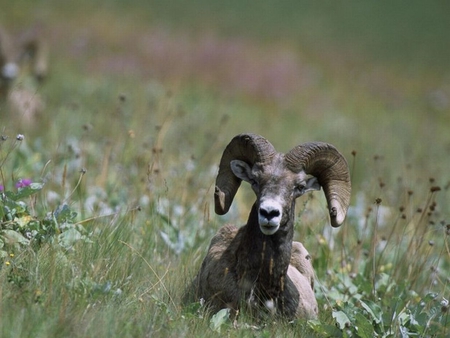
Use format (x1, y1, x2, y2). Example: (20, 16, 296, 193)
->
(215, 133, 276, 215)
(285, 142, 351, 227)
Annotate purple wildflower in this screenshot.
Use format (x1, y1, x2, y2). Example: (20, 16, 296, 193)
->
(0, 185, 3, 191)
(15, 179, 32, 189)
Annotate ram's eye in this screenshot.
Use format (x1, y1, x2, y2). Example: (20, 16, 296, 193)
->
(294, 183, 306, 196)
(249, 179, 260, 192)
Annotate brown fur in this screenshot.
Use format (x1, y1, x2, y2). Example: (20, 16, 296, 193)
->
(185, 211, 318, 320)
(184, 134, 350, 320)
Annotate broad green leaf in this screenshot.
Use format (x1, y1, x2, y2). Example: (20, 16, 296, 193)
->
(308, 320, 343, 337)
(15, 215, 33, 228)
(333, 310, 351, 330)
(15, 183, 44, 200)
(397, 311, 409, 325)
(54, 204, 77, 223)
(355, 312, 375, 338)
(1, 229, 30, 245)
(183, 301, 202, 316)
(353, 273, 372, 296)
(210, 308, 230, 333)
(360, 299, 383, 324)
(58, 228, 83, 248)
(337, 273, 358, 295)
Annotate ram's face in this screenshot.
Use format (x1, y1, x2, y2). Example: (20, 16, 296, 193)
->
(230, 157, 321, 235)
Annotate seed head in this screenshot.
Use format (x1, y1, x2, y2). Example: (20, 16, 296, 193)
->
(441, 298, 449, 313)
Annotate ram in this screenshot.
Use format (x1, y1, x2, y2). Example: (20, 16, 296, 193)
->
(1, 25, 47, 93)
(184, 133, 351, 319)
(0, 25, 48, 122)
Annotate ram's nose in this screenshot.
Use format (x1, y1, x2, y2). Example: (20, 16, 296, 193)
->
(259, 207, 280, 220)
(258, 199, 282, 235)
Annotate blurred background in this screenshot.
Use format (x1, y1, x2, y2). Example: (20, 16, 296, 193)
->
(2, 0, 450, 219)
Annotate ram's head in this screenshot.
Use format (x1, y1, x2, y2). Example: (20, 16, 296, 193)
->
(214, 133, 351, 234)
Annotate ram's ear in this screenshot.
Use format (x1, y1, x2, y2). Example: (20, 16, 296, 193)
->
(295, 176, 321, 197)
(230, 160, 254, 183)
(304, 176, 321, 192)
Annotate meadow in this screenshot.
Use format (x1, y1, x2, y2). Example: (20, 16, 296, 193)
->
(0, 1, 449, 337)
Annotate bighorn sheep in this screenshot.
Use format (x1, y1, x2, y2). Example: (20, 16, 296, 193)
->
(184, 133, 351, 320)
(0, 25, 48, 87)
(0, 25, 48, 122)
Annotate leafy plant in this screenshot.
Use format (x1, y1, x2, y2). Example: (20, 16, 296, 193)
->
(0, 182, 91, 257)
(0, 182, 44, 257)
(209, 308, 230, 333)
(309, 269, 449, 337)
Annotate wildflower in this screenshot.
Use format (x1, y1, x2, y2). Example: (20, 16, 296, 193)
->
(5, 261, 10, 266)
(16, 178, 33, 188)
(16, 134, 24, 141)
(0, 185, 3, 191)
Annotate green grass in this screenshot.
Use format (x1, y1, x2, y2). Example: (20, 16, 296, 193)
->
(1, 1, 449, 337)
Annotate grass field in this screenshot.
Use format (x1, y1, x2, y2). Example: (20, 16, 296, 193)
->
(1, 1, 449, 337)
